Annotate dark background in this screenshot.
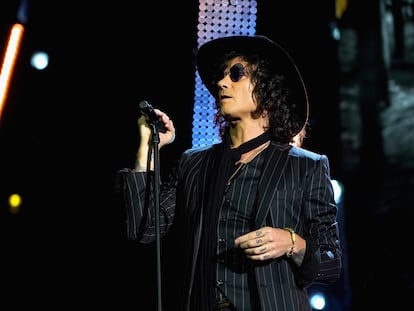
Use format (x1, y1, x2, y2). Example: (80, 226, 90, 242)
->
(1, 1, 413, 309)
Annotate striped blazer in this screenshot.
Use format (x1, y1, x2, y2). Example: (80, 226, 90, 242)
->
(117, 142, 342, 311)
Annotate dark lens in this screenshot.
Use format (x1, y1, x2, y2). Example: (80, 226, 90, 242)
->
(229, 63, 245, 82)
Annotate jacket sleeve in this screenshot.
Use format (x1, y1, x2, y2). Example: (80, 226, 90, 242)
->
(116, 168, 176, 243)
(293, 155, 342, 288)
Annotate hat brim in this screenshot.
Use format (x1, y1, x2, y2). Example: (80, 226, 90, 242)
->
(196, 35, 309, 135)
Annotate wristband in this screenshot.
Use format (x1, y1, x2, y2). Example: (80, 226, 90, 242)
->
(283, 227, 296, 257)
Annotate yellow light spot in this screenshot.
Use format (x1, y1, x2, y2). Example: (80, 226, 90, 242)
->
(8, 193, 22, 214)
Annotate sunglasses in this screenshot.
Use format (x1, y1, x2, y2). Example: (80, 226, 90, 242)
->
(213, 63, 247, 85)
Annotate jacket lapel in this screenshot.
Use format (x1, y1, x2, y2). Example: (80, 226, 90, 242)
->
(253, 143, 291, 228)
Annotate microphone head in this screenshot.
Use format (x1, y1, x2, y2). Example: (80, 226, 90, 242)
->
(138, 100, 167, 133)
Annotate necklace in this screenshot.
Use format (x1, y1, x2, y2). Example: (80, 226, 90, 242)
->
(224, 141, 270, 193)
(237, 141, 270, 164)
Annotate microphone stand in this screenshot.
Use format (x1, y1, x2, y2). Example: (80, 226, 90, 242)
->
(147, 121, 163, 311)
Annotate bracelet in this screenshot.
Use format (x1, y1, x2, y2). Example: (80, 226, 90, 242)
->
(283, 227, 296, 257)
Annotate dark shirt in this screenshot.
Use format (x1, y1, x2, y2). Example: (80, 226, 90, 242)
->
(216, 152, 266, 311)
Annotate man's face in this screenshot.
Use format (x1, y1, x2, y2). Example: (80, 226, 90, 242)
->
(216, 57, 256, 121)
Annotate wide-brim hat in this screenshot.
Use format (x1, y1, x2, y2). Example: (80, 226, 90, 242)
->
(196, 35, 309, 134)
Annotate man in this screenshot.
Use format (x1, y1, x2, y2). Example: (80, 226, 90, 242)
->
(118, 35, 342, 311)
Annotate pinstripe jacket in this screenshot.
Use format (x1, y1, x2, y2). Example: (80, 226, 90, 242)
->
(117, 142, 342, 311)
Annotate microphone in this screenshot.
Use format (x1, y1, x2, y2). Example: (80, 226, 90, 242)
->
(139, 100, 166, 132)
(139, 100, 159, 123)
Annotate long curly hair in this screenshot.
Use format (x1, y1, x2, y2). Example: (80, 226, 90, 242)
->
(213, 51, 307, 145)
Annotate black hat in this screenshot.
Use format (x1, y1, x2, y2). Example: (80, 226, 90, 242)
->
(196, 35, 309, 133)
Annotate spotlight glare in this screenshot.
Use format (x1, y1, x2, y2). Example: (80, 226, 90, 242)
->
(8, 193, 22, 214)
(309, 292, 326, 310)
(331, 179, 344, 204)
(30, 51, 49, 70)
